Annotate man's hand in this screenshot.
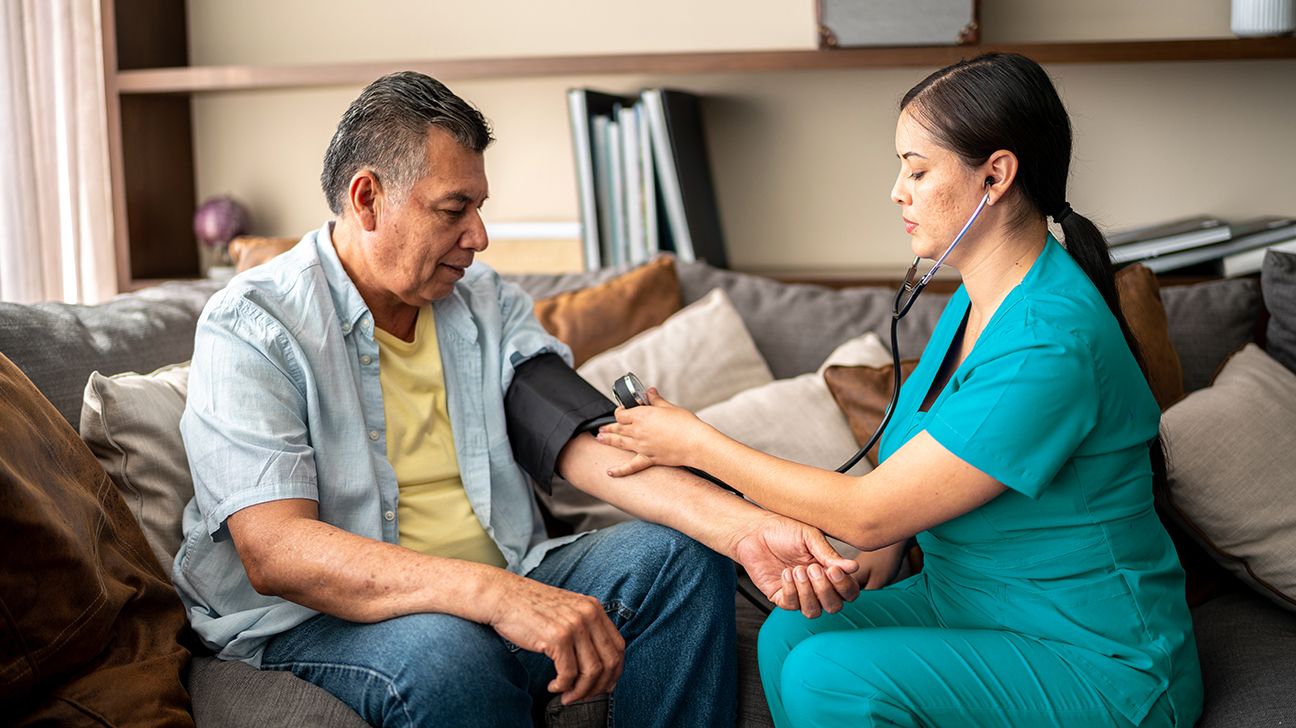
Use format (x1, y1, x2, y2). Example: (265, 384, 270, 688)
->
(730, 512, 861, 619)
(486, 574, 624, 705)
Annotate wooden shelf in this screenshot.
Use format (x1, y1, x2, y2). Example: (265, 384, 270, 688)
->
(116, 37, 1296, 95)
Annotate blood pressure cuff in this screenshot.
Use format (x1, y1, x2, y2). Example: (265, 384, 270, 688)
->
(505, 352, 616, 494)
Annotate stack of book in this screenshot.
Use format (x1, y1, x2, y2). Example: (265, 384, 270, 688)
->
(1107, 215, 1296, 277)
(568, 88, 727, 271)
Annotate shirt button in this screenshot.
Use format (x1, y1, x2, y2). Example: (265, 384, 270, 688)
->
(341, 322, 352, 334)
(362, 317, 372, 331)
(360, 354, 372, 365)
(368, 430, 380, 441)
(384, 510, 395, 522)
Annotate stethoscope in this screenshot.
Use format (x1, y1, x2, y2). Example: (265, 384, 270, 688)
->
(614, 188, 992, 477)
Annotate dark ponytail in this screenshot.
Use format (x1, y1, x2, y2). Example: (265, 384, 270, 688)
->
(901, 53, 1167, 488)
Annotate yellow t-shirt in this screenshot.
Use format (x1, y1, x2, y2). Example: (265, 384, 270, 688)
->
(373, 307, 506, 567)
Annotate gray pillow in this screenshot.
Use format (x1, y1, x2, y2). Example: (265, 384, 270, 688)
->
(676, 261, 948, 379)
(0, 280, 220, 430)
(1262, 250, 1296, 375)
(1160, 278, 1262, 393)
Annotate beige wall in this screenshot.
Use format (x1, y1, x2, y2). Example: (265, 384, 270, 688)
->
(186, 0, 1296, 272)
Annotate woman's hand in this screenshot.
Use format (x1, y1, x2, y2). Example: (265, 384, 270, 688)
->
(849, 541, 908, 590)
(596, 389, 712, 477)
(731, 512, 861, 619)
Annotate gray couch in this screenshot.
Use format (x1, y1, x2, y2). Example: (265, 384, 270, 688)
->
(0, 260, 1291, 726)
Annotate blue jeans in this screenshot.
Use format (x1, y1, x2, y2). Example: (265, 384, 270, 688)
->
(261, 521, 737, 727)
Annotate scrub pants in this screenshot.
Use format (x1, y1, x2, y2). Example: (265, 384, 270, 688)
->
(757, 577, 1175, 727)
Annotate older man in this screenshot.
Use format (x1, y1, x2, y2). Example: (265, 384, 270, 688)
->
(173, 72, 856, 727)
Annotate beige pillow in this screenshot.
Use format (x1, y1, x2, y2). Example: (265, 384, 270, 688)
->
(80, 363, 192, 572)
(697, 332, 889, 474)
(546, 331, 888, 534)
(1161, 344, 1296, 611)
(576, 288, 774, 411)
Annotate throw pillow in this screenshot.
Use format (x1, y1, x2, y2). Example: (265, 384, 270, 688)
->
(544, 332, 890, 534)
(1262, 249, 1296, 375)
(81, 363, 193, 572)
(532, 255, 682, 366)
(1114, 264, 1185, 410)
(1160, 344, 1296, 611)
(1160, 277, 1263, 393)
(0, 353, 192, 724)
(543, 289, 774, 532)
(576, 288, 773, 412)
(230, 235, 298, 273)
(822, 358, 921, 466)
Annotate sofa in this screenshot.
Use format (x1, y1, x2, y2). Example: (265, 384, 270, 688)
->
(1, 252, 1293, 726)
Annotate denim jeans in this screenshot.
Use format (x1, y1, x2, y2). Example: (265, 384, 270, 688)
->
(261, 520, 737, 727)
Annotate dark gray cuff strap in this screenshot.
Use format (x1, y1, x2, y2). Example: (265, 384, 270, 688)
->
(505, 353, 615, 494)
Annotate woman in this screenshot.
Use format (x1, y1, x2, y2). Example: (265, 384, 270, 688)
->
(595, 53, 1202, 727)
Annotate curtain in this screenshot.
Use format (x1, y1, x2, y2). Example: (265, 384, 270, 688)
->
(0, 0, 116, 304)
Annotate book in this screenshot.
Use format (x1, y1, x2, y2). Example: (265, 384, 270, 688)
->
(1223, 235, 1296, 277)
(567, 89, 635, 270)
(618, 105, 647, 265)
(1107, 216, 1233, 265)
(1139, 217, 1296, 274)
(640, 88, 728, 267)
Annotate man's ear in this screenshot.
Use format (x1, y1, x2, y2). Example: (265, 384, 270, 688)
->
(347, 171, 382, 232)
(983, 151, 1018, 205)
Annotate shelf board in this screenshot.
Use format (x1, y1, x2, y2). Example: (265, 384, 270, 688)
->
(116, 37, 1296, 94)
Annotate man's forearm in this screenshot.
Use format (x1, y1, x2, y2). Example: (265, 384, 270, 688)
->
(232, 501, 522, 624)
(554, 433, 766, 558)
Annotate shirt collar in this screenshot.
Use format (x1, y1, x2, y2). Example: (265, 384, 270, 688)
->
(312, 220, 371, 332)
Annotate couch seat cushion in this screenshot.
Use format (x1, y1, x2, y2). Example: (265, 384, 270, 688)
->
(1192, 589, 1296, 727)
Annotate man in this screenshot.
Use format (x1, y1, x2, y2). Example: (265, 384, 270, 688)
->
(174, 72, 857, 727)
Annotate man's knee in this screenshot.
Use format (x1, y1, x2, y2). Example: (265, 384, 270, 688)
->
(369, 613, 527, 705)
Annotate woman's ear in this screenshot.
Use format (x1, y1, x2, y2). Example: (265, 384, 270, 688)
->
(983, 151, 1018, 205)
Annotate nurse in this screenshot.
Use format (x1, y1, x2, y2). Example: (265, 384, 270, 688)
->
(594, 53, 1203, 727)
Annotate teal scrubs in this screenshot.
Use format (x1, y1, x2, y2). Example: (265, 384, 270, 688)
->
(759, 236, 1203, 727)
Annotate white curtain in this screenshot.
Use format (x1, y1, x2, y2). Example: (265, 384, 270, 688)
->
(0, 0, 117, 304)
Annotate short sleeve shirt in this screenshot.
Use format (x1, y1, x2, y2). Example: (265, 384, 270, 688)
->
(173, 222, 585, 665)
(878, 235, 1200, 725)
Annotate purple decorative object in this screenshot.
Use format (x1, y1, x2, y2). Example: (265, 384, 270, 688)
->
(193, 196, 249, 249)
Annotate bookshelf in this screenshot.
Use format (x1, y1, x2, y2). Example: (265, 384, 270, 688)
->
(100, 0, 1296, 287)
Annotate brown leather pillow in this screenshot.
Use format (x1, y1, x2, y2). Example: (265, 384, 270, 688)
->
(532, 256, 683, 366)
(229, 235, 298, 273)
(822, 358, 920, 467)
(1115, 264, 1185, 410)
(0, 354, 193, 725)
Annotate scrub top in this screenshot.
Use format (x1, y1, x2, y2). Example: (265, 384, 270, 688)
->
(877, 234, 1202, 725)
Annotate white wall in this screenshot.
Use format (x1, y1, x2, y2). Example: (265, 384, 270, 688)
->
(186, 0, 1296, 271)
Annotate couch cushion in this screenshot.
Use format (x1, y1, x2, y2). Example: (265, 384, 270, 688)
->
(543, 289, 774, 532)
(532, 256, 682, 367)
(0, 352, 193, 724)
(676, 261, 949, 380)
(1192, 589, 1296, 727)
(697, 333, 889, 481)
(80, 363, 193, 572)
(0, 280, 220, 430)
(1160, 278, 1262, 393)
(1115, 264, 1185, 409)
(823, 358, 921, 466)
(1262, 249, 1296, 375)
(1161, 344, 1296, 612)
(189, 655, 368, 728)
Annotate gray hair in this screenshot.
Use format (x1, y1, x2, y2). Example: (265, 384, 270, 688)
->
(321, 71, 494, 215)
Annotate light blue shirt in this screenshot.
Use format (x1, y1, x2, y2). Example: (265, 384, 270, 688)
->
(173, 221, 586, 665)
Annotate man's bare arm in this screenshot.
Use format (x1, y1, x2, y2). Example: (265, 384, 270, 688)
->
(225, 499, 624, 703)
